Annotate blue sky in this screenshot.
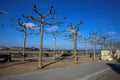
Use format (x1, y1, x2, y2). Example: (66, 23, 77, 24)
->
(0, 0, 120, 49)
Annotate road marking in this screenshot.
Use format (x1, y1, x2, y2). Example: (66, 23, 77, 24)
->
(77, 67, 110, 80)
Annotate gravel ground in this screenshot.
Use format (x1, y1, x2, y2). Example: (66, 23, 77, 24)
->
(1, 56, 119, 80)
(0, 56, 95, 78)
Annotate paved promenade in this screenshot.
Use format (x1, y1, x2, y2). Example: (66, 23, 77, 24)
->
(0, 61, 120, 80)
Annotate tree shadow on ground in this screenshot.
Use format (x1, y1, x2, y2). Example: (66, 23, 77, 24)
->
(107, 63, 120, 74)
(0, 57, 66, 69)
(0, 60, 35, 69)
(42, 58, 64, 68)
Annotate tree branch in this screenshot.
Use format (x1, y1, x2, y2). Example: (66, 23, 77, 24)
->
(32, 5, 43, 18)
(44, 6, 54, 18)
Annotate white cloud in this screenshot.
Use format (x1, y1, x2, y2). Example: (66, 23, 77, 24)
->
(77, 32, 81, 35)
(23, 23, 37, 29)
(68, 30, 75, 32)
(108, 31, 117, 35)
(46, 26, 58, 31)
(0, 10, 6, 14)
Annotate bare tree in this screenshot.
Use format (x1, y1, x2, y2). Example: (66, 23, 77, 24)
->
(63, 21, 83, 63)
(107, 39, 113, 53)
(23, 5, 65, 69)
(97, 39, 103, 50)
(113, 40, 120, 50)
(14, 18, 37, 61)
(45, 30, 61, 57)
(100, 34, 110, 50)
(18, 18, 27, 61)
(83, 37, 90, 56)
(89, 31, 100, 61)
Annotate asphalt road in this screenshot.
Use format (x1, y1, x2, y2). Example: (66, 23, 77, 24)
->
(0, 61, 120, 80)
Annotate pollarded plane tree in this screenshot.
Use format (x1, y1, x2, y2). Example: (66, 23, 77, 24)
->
(107, 39, 113, 53)
(97, 39, 103, 50)
(100, 34, 111, 50)
(23, 5, 65, 69)
(45, 30, 61, 57)
(116, 41, 120, 50)
(82, 37, 90, 56)
(63, 22, 83, 63)
(15, 18, 37, 61)
(112, 40, 120, 50)
(89, 31, 100, 61)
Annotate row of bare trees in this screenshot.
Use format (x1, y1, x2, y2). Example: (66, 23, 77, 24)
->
(15, 5, 84, 68)
(1, 5, 120, 69)
(81, 31, 120, 60)
(11, 5, 67, 69)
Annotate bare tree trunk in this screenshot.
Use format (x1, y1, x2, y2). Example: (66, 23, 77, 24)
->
(53, 32, 56, 58)
(110, 40, 113, 54)
(104, 40, 107, 50)
(93, 34, 96, 61)
(22, 28, 26, 61)
(74, 32, 77, 63)
(38, 24, 44, 69)
(85, 43, 88, 56)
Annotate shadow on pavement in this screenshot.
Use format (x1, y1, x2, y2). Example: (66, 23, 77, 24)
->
(107, 63, 120, 74)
